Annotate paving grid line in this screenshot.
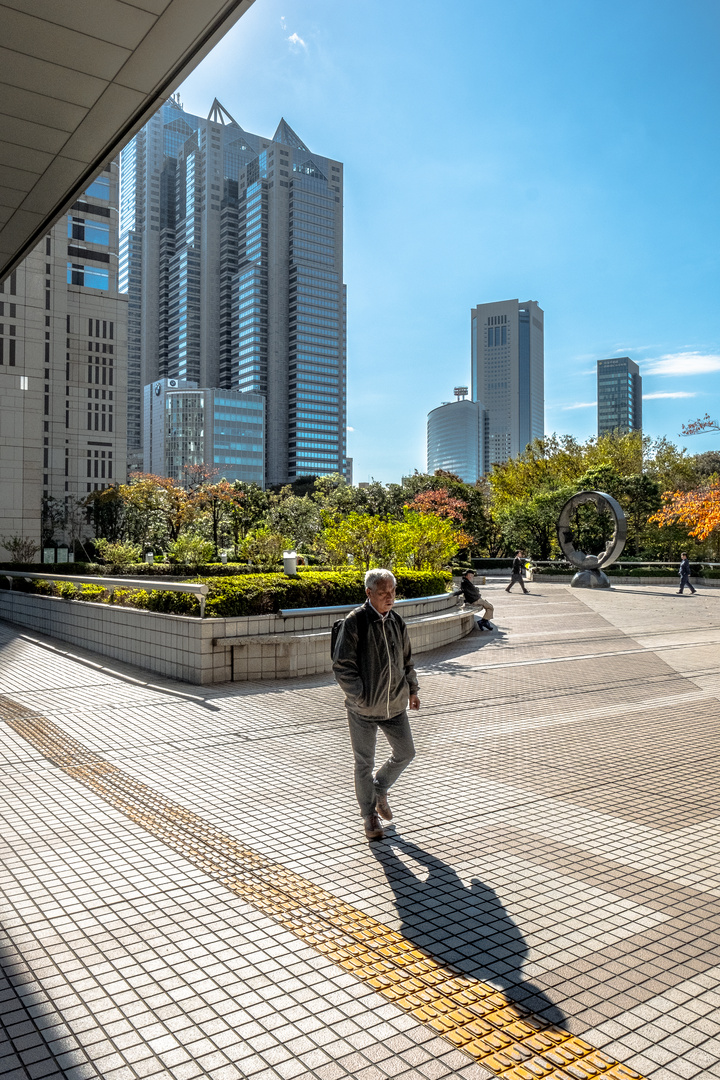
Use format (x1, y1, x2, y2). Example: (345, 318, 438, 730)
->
(0, 696, 646, 1080)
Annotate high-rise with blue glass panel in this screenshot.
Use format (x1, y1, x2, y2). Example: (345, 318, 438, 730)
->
(470, 299, 544, 466)
(120, 97, 346, 486)
(597, 357, 641, 436)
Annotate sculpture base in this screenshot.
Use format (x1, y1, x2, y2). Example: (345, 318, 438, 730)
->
(571, 569, 611, 589)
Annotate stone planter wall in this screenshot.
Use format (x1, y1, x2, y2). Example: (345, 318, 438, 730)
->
(0, 590, 474, 685)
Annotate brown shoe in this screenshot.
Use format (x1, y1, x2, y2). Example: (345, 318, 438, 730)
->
(364, 812, 385, 840)
(375, 794, 393, 821)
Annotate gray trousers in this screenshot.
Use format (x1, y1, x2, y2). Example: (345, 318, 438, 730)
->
(347, 708, 416, 818)
(507, 572, 528, 593)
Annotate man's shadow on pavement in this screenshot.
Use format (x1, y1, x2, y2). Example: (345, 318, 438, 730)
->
(370, 832, 565, 1027)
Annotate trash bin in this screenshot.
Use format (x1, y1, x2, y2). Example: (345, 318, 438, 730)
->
(283, 550, 297, 576)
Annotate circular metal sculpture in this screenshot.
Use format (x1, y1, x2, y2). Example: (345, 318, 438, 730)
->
(556, 490, 627, 589)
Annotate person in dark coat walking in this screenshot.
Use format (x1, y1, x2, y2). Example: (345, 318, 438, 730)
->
(332, 568, 420, 841)
(506, 550, 529, 593)
(677, 553, 696, 594)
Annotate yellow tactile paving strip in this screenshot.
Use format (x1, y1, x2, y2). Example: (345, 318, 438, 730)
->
(0, 695, 646, 1080)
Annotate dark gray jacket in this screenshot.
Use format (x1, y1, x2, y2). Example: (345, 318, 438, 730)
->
(332, 600, 419, 719)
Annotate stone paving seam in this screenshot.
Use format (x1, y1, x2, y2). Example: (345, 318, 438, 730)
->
(0, 696, 647, 1080)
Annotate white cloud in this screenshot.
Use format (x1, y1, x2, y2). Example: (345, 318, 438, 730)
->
(613, 344, 657, 354)
(346, 425, 355, 431)
(287, 31, 307, 48)
(644, 351, 720, 376)
(642, 391, 696, 400)
(561, 401, 596, 410)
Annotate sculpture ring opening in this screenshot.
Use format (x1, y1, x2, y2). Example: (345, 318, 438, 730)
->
(556, 490, 627, 589)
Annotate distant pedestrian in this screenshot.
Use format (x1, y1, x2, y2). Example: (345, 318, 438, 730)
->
(677, 553, 696, 594)
(332, 568, 420, 841)
(506, 550, 529, 593)
(456, 570, 494, 630)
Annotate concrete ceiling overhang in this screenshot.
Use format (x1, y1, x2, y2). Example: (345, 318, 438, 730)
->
(0, 0, 256, 282)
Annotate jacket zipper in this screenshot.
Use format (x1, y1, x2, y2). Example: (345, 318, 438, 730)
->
(381, 618, 392, 718)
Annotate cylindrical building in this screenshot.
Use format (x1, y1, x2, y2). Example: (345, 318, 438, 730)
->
(427, 397, 486, 482)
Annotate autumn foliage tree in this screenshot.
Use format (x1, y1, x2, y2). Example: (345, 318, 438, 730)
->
(680, 413, 720, 438)
(650, 479, 720, 548)
(404, 488, 468, 523)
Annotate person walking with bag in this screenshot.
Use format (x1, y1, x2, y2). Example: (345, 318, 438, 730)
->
(506, 549, 529, 593)
(677, 552, 697, 594)
(332, 568, 420, 841)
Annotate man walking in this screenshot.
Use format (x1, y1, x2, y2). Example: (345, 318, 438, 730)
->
(506, 550, 529, 593)
(457, 569, 494, 630)
(677, 552, 696, 594)
(332, 568, 420, 841)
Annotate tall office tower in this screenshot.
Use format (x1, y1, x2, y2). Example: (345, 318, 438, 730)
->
(0, 164, 127, 560)
(144, 378, 264, 486)
(470, 299, 544, 466)
(120, 97, 346, 486)
(427, 388, 488, 483)
(597, 357, 642, 436)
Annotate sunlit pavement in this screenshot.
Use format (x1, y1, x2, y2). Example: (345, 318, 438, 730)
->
(2, 581, 720, 1080)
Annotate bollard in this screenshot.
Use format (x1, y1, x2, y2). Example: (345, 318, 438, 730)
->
(283, 550, 297, 576)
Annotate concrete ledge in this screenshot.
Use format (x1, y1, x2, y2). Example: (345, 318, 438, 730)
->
(0, 590, 473, 685)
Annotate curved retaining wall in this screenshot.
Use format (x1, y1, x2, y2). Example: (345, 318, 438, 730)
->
(0, 590, 474, 685)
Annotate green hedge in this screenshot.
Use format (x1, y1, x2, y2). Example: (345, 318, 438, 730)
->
(4, 568, 451, 618)
(0, 561, 351, 578)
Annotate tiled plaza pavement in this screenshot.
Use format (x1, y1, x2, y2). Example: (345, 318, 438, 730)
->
(1, 582, 720, 1080)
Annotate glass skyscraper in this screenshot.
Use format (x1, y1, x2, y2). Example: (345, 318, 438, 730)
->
(120, 97, 346, 486)
(597, 357, 642, 436)
(144, 379, 264, 486)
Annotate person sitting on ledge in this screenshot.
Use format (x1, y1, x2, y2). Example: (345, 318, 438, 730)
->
(456, 570, 494, 631)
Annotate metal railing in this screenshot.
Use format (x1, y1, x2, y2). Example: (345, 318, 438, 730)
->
(1, 571, 210, 618)
(279, 592, 455, 619)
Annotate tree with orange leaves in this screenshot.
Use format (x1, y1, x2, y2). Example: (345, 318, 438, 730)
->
(404, 488, 468, 524)
(680, 413, 720, 438)
(649, 478, 720, 543)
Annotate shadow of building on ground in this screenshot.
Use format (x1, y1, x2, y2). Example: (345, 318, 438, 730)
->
(371, 832, 565, 1027)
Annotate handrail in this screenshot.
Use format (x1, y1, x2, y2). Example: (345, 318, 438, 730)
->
(278, 592, 454, 619)
(1, 571, 210, 618)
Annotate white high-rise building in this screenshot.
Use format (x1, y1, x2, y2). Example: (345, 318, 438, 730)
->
(470, 299, 544, 466)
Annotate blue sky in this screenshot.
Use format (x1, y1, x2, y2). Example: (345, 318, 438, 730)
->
(179, 0, 720, 483)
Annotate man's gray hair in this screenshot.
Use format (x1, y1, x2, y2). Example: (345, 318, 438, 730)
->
(365, 568, 396, 590)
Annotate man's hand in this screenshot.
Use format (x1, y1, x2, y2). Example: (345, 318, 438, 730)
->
(409, 694, 420, 711)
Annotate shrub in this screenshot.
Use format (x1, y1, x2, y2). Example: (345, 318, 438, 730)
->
(1, 536, 39, 563)
(166, 534, 215, 566)
(241, 527, 292, 571)
(76, 584, 108, 603)
(94, 538, 143, 566)
(10, 568, 451, 618)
